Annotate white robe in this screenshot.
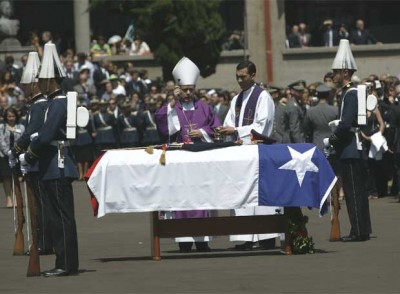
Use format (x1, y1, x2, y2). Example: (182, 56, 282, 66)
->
(224, 84, 282, 242)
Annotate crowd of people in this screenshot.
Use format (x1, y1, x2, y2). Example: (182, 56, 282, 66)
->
(286, 18, 381, 48)
(1, 43, 400, 202)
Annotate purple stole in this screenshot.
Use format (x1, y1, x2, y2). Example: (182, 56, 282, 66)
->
(235, 84, 263, 127)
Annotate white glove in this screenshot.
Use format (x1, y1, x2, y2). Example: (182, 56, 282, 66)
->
(7, 150, 16, 168)
(323, 137, 330, 148)
(19, 153, 30, 175)
(323, 146, 331, 158)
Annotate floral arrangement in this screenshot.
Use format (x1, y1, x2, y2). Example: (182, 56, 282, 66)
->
(289, 215, 315, 254)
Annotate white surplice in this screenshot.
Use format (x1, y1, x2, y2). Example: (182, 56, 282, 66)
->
(224, 84, 282, 242)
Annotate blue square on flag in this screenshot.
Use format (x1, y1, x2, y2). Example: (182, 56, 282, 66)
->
(258, 143, 336, 216)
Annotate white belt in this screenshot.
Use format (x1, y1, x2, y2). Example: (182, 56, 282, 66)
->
(50, 140, 70, 147)
(78, 129, 88, 134)
(123, 127, 137, 132)
(350, 127, 359, 133)
(97, 126, 112, 131)
(50, 140, 69, 168)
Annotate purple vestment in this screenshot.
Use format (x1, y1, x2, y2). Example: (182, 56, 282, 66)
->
(155, 99, 220, 143)
(155, 99, 221, 219)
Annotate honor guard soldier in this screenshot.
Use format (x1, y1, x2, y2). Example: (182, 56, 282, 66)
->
(11, 52, 53, 254)
(93, 100, 116, 156)
(118, 101, 140, 148)
(71, 103, 94, 180)
(324, 39, 372, 242)
(142, 99, 161, 146)
(19, 43, 80, 276)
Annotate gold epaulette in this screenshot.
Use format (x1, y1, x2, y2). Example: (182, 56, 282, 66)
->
(329, 133, 340, 145)
(13, 143, 23, 155)
(27, 146, 39, 159)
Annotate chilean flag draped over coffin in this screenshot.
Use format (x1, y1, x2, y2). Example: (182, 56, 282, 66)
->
(86, 143, 336, 218)
(258, 144, 336, 216)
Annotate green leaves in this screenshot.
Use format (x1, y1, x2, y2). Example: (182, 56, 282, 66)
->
(93, 0, 226, 81)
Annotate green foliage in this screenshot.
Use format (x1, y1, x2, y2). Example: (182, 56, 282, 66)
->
(289, 216, 315, 254)
(91, 0, 226, 81)
(292, 236, 315, 254)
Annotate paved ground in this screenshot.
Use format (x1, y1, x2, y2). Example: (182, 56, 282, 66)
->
(0, 180, 399, 294)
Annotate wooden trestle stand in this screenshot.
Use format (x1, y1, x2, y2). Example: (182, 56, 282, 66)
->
(151, 208, 296, 261)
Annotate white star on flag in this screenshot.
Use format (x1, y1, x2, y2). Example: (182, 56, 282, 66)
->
(279, 146, 319, 186)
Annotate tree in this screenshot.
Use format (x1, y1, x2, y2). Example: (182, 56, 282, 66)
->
(91, 0, 226, 81)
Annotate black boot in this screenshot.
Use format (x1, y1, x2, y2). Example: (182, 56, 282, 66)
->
(258, 238, 276, 250)
(234, 241, 254, 251)
(178, 242, 193, 253)
(195, 242, 211, 252)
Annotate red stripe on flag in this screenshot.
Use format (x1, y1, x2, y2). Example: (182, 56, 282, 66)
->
(85, 152, 106, 217)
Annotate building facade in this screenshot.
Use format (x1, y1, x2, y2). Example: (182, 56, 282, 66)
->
(8, 0, 400, 90)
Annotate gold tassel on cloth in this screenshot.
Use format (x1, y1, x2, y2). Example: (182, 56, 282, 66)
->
(145, 146, 154, 154)
(159, 144, 167, 165)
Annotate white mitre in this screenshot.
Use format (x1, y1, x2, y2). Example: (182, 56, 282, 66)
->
(172, 57, 200, 86)
(20, 52, 40, 84)
(39, 43, 66, 79)
(331, 39, 357, 71)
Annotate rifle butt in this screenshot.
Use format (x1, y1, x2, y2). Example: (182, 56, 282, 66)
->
(27, 249, 40, 277)
(26, 176, 41, 276)
(12, 174, 25, 255)
(329, 217, 341, 241)
(13, 231, 24, 255)
(329, 183, 341, 241)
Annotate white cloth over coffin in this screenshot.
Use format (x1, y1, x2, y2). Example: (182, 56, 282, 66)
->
(87, 145, 268, 218)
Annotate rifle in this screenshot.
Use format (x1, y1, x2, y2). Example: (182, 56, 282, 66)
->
(25, 176, 40, 276)
(23, 182, 31, 252)
(329, 180, 341, 241)
(12, 172, 25, 255)
(324, 150, 341, 242)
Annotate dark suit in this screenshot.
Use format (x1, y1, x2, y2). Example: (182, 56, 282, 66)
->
(349, 29, 377, 45)
(283, 99, 305, 143)
(61, 71, 79, 92)
(390, 104, 400, 195)
(92, 65, 109, 97)
(330, 83, 372, 238)
(304, 102, 338, 151)
(323, 29, 339, 47)
(271, 101, 286, 143)
(287, 32, 301, 48)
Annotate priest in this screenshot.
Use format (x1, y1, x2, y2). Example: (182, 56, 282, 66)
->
(155, 57, 220, 253)
(219, 60, 281, 250)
